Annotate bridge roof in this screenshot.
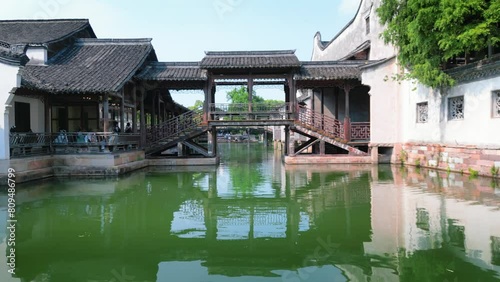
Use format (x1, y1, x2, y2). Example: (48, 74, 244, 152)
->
(200, 50, 301, 69)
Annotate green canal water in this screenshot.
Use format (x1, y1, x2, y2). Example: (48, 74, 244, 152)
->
(1, 143, 500, 282)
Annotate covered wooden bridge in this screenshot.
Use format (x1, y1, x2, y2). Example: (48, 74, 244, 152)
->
(137, 50, 372, 159)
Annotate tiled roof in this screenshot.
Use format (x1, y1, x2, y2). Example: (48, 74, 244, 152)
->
(0, 19, 94, 45)
(22, 38, 156, 94)
(137, 62, 206, 81)
(446, 54, 500, 84)
(295, 61, 368, 80)
(200, 50, 301, 69)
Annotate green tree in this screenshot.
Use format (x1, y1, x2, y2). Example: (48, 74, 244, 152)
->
(377, 0, 499, 88)
(226, 86, 264, 103)
(188, 100, 204, 110)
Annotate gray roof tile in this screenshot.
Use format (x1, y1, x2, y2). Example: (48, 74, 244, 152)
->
(137, 62, 206, 81)
(0, 19, 93, 45)
(22, 38, 155, 94)
(295, 61, 368, 80)
(201, 50, 301, 69)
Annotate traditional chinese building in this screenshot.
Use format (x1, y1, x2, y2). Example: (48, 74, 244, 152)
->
(311, 0, 500, 177)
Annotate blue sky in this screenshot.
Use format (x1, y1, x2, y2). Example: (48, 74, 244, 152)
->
(1, 0, 360, 106)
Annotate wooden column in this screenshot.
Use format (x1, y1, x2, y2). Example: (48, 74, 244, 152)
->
(207, 126, 217, 157)
(343, 85, 352, 142)
(248, 76, 253, 115)
(151, 92, 156, 126)
(103, 93, 109, 132)
(284, 125, 290, 156)
(211, 85, 216, 121)
(132, 84, 137, 133)
(140, 88, 146, 147)
(284, 84, 290, 119)
(120, 88, 125, 132)
(288, 74, 297, 120)
(157, 93, 161, 125)
(203, 78, 213, 123)
(44, 94, 51, 133)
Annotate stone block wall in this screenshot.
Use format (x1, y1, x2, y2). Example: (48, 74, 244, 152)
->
(396, 143, 500, 178)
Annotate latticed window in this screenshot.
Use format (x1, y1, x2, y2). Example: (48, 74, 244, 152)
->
(416, 102, 428, 123)
(493, 91, 500, 118)
(448, 96, 464, 120)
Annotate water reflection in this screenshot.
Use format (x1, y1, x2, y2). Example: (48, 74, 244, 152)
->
(0, 144, 498, 281)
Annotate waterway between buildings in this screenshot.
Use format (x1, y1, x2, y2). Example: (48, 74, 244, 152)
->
(0, 143, 499, 282)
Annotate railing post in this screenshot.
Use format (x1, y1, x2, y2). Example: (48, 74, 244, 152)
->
(344, 117, 351, 142)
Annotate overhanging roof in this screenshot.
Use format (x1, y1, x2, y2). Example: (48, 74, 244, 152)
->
(295, 61, 370, 81)
(22, 38, 156, 94)
(0, 19, 95, 45)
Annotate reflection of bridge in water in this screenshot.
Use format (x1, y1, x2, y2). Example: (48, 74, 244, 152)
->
(11, 168, 373, 281)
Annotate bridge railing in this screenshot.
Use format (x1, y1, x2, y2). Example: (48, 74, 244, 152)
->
(146, 106, 204, 145)
(210, 102, 293, 120)
(296, 105, 345, 139)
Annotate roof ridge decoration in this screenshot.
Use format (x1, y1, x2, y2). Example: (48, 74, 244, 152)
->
(0, 19, 89, 23)
(314, 0, 365, 51)
(204, 50, 296, 56)
(151, 61, 201, 67)
(75, 38, 153, 45)
(300, 60, 372, 66)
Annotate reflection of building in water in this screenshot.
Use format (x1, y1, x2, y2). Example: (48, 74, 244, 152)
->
(365, 166, 500, 281)
(10, 168, 373, 281)
(8, 165, 500, 281)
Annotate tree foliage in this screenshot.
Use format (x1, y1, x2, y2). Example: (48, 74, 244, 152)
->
(226, 86, 284, 105)
(188, 100, 204, 110)
(377, 0, 499, 88)
(226, 86, 264, 103)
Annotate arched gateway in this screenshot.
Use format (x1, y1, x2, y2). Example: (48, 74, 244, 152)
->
(137, 50, 372, 161)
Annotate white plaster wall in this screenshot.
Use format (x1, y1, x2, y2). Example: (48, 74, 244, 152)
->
(25, 47, 47, 65)
(361, 59, 402, 144)
(0, 63, 21, 159)
(311, 0, 396, 61)
(403, 76, 500, 146)
(8, 95, 45, 132)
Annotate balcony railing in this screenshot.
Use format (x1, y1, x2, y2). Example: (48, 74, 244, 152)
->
(9, 132, 140, 158)
(210, 103, 293, 120)
(350, 122, 370, 141)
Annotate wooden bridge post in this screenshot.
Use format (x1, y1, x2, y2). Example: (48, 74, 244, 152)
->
(284, 125, 290, 156)
(207, 126, 217, 157)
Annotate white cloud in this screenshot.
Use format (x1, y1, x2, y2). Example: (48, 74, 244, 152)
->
(339, 0, 361, 15)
